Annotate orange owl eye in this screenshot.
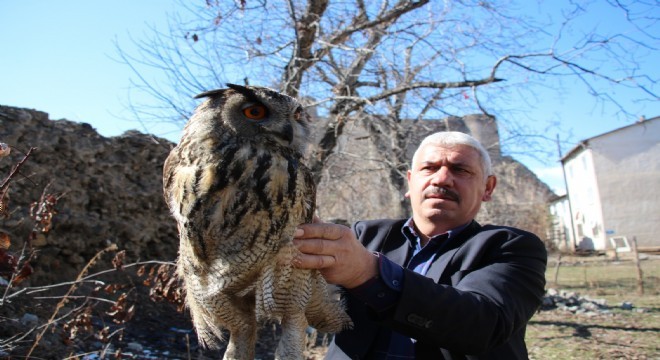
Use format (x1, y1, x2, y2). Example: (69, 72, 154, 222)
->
(242, 104, 268, 120)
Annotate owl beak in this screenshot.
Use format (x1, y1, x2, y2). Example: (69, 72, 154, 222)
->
(258, 122, 294, 146)
(279, 123, 295, 144)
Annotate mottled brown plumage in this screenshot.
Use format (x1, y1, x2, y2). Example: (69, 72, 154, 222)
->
(163, 84, 351, 360)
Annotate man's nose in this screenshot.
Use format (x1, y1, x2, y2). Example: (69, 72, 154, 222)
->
(430, 167, 452, 186)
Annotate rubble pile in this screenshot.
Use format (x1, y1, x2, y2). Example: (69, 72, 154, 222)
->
(541, 288, 643, 316)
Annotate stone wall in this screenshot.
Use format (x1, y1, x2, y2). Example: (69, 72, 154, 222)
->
(0, 106, 178, 284)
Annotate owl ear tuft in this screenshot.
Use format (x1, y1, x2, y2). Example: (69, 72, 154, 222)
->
(194, 88, 228, 99)
(225, 83, 260, 101)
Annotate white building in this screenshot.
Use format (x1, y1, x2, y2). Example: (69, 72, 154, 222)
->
(548, 194, 574, 251)
(552, 116, 659, 251)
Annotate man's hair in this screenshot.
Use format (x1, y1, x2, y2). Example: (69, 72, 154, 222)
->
(411, 131, 493, 178)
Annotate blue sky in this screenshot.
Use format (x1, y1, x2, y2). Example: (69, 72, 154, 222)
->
(1, 1, 658, 194)
(0, 1, 180, 136)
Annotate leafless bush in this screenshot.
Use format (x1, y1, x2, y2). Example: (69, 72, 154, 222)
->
(0, 143, 185, 359)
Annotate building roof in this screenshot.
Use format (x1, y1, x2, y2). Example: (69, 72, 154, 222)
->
(549, 193, 567, 204)
(560, 116, 659, 163)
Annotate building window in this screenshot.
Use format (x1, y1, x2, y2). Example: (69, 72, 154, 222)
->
(581, 155, 589, 171)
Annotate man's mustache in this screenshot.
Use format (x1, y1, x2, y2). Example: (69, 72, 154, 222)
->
(424, 187, 460, 203)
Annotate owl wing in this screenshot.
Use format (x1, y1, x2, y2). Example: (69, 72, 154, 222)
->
(162, 146, 181, 204)
(163, 138, 227, 263)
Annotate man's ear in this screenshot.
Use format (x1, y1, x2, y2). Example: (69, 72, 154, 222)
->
(482, 175, 497, 202)
(405, 170, 412, 198)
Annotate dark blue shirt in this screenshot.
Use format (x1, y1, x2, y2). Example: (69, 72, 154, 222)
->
(347, 219, 469, 359)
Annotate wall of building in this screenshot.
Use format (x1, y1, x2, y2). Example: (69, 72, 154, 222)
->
(463, 114, 501, 160)
(590, 119, 660, 249)
(549, 196, 575, 251)
(564, 149, 606, 250)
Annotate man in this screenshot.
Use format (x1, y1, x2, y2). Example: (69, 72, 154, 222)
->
(294, 131, 547, 359)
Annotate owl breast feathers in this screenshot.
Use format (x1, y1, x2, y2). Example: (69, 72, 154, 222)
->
(163, 84, 351, 360)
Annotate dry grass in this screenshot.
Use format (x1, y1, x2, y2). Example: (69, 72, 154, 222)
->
(527, 255, 660, 360)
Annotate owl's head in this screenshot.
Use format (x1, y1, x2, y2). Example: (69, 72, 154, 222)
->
(191, 84, 312, 154)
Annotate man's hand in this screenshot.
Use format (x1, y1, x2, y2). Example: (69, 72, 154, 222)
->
(293, 222, 378, 289)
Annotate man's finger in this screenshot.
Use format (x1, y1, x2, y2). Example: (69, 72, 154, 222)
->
(294, 238, 330, 255)
(292, 253, 336, 269)
(295, 222, 346, 240)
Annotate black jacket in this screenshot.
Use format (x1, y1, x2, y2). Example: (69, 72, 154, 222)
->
(325, 219, 547, 360)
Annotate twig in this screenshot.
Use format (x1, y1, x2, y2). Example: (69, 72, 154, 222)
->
(3, 259, 175, 301)
(32, 295, 118, 305)
(0, 300, 89, 352)
(80, 259, 176, 282)
(0, 242, 31, 304)
(62, 350, 101, 360)
(23, 280, 107, 295)
(0, 147, 36, 192)
(98, 327, 126, 359)
(26, 244, 119, 358)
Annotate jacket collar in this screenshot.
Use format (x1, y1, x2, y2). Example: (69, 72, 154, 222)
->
(425, 220, 482, 282)
(378, 219, 411, 266)
(379, 219, 482, 282)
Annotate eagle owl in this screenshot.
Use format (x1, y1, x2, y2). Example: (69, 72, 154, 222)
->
(163, 84, 351, 360)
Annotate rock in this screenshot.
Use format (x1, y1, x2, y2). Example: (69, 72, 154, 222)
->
(126, 342, 144, 353)
(20, 313, 39, 327)
(542, 296, 555, 307)
(541, 288, 613, 315)
(621, 301, 634, 310)
(581, 301, 600, 312)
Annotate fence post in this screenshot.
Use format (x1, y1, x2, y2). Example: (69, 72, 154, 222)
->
(631, 236, 644, 295)
(553, 253, 562, 285)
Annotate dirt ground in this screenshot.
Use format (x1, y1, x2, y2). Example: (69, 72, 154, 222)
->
(3, 258, 659, 359)
(527, 306, 659, 359)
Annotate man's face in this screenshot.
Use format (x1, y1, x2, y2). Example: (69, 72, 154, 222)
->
(406, 143, 496, 237)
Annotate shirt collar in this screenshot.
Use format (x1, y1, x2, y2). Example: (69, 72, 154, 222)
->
(402, 218, 470, 246)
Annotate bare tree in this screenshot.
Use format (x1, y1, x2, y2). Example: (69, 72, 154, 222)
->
(118, 0, 657, 200)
